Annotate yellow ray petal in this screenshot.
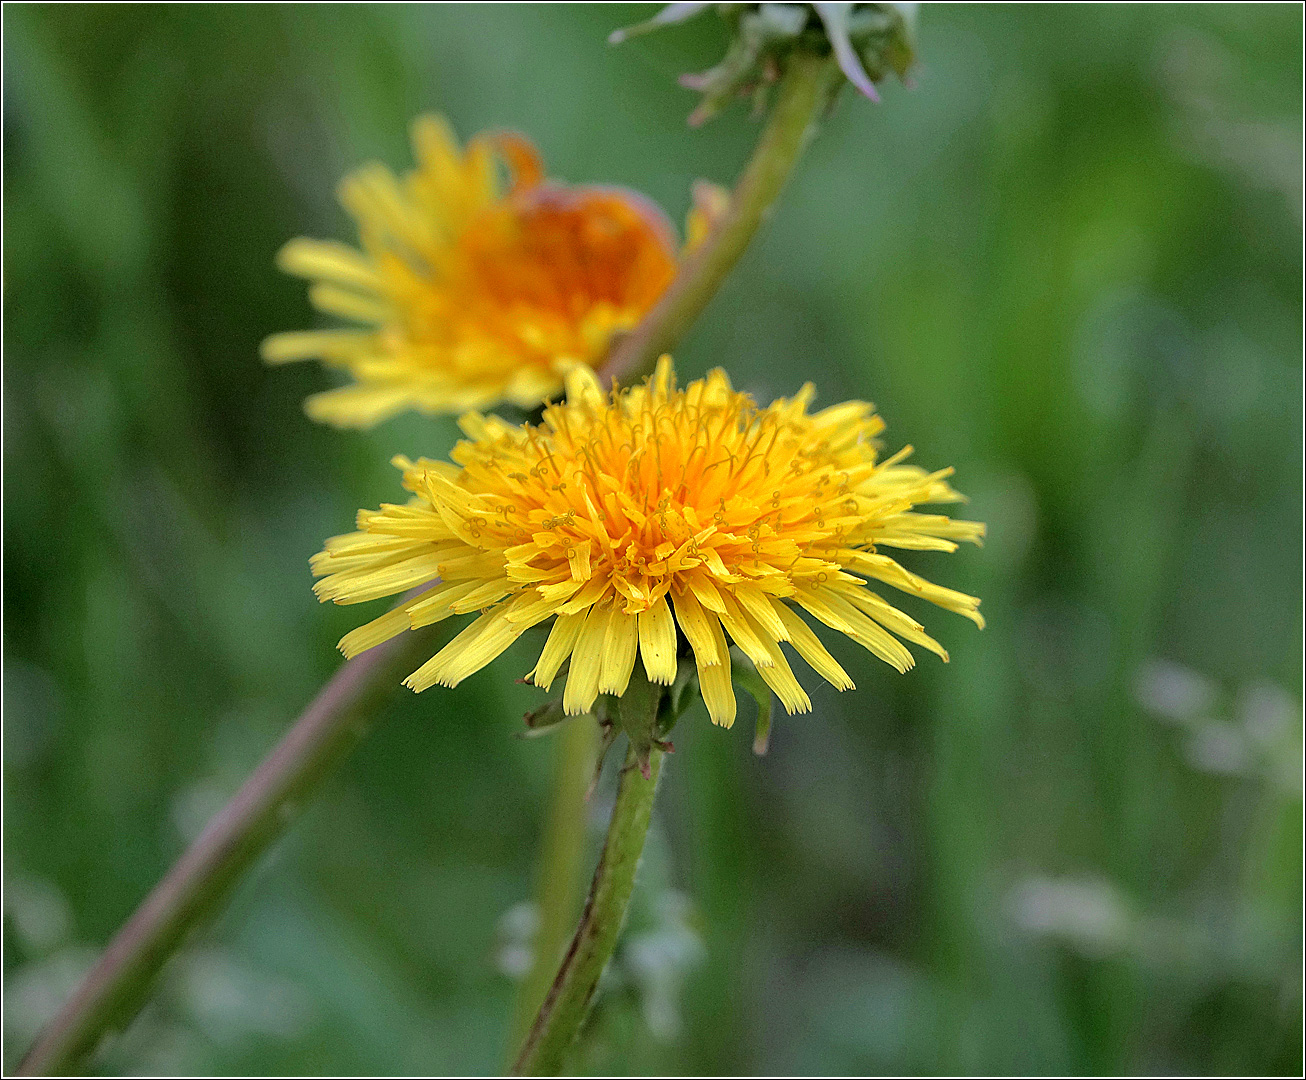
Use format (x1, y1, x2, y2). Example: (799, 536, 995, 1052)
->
(638, 596, 678, 685)
(338, 605, 413, 659)
(562, 603, 611, 715)
(598, 611, 639, 696)
(276, 238, 382, 292)
(695, 611, 736, 728)
(530, 610, 586, 691)
(671, 588, 721, 668)
(405, 607, 524, 691)
(304, 384, 415, 429)
(717, 594, 776, 669)
(775, 602, 854, 691)
(260, 329, 377, 365)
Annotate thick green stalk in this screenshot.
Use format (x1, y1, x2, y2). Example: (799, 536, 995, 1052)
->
(601, 51, 840, 386)
(511, 741, 664, 1076)
(507, 716, 601, 1056)
(18, 624, 433, 1076)
(510, 55, 838, 1075)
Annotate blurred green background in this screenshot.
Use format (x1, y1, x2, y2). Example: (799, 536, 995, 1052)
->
(4, 3, 1302, 1075)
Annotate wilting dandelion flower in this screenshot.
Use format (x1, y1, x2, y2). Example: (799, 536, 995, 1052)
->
(312, 358, 984, 727)
(262, 115, 688, 427)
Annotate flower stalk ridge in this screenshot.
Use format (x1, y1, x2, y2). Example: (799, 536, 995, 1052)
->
(313, 358, 984, 727)
(262, 116, 685, 426)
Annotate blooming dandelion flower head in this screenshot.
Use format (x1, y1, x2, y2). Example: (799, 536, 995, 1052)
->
(312, 358, 984, 727)
(262, 115, 684, 427)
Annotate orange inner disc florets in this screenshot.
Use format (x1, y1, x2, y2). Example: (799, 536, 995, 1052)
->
(459, 186, 679, 328)
(400, 184, 679, 387)
(443, 362, 882, 616)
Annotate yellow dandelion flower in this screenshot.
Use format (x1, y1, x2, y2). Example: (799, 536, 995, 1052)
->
(262, 115, 686, 427)
(311, 358, 985, 728)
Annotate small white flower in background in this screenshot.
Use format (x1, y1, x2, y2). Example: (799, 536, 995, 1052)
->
(1134, 660, 1302, 793)
(1009, 876, 1134, 959)
(4, 872, 74, 956)
(1133, 658, 1217, 724)
(495, 901, 542, 981)
(623, 890, 706, 1041)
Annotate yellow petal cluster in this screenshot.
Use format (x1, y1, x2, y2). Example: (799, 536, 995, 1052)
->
(311, 358, 984, 727)
(263, 115, 682, 427)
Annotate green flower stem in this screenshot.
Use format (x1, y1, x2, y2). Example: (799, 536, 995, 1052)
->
(511, 742, 665, 1075)
(507, 715, 600, 1057)
(511, 62, 839, 1071)
(601, 50, 840, 386)
(18, 621, 435, 1077)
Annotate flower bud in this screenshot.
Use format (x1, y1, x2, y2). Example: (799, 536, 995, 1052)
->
(611, 2, 918, 125)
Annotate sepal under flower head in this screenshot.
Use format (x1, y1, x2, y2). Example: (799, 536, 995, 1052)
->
(312, 358, 983, 731)
(611, 3, 918, 125)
